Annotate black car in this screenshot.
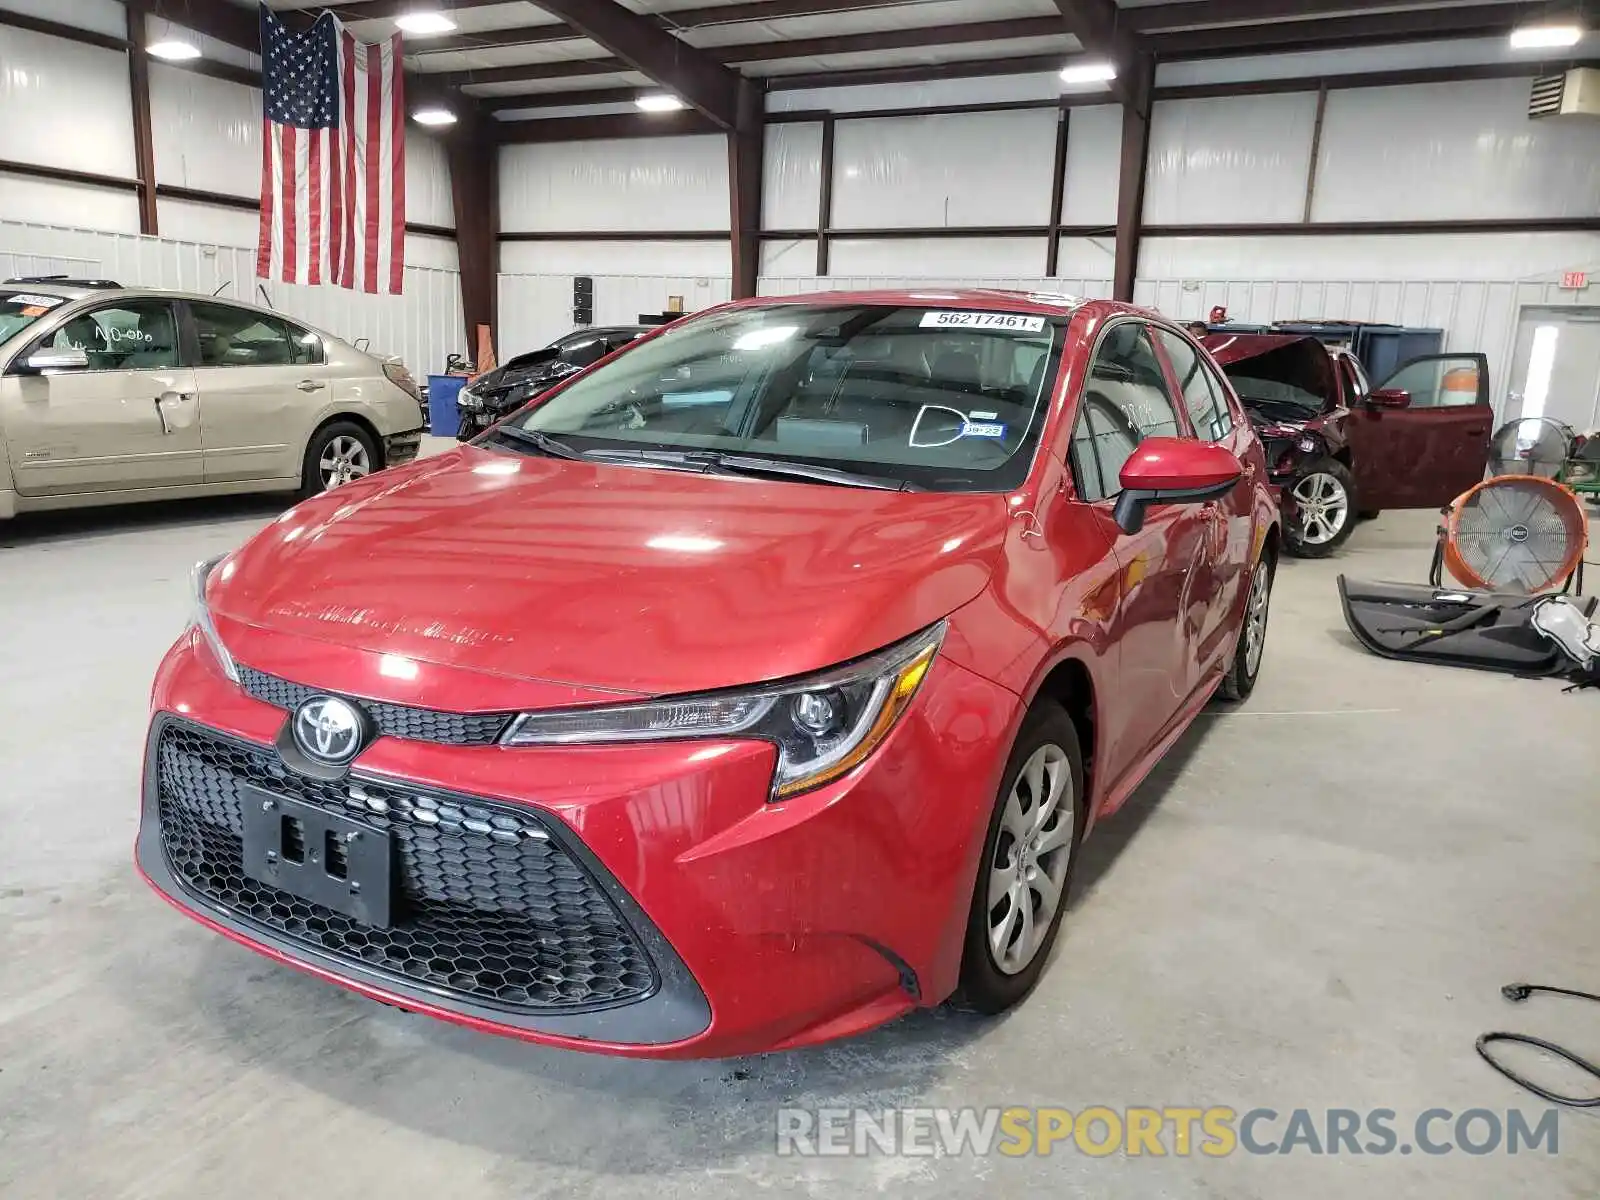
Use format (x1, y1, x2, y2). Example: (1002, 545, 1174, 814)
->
(455, 326, 651, 439)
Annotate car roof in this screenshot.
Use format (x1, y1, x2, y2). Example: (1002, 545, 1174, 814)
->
(2, 281, 336, 335)
(735, 287, 1112, 318)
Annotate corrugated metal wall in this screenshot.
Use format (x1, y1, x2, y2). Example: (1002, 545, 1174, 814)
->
(0, 218, 462, 375)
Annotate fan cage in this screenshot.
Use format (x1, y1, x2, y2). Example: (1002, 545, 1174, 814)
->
(1487, 417, 1575, 480)
(1442, 476, 1588, 594)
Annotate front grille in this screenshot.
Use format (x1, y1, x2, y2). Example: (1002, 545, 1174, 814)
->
(238, 666, 513, 747)
(155, 721, 657, 1012)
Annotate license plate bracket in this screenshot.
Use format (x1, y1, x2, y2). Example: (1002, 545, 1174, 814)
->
(241, 786, 394, 927)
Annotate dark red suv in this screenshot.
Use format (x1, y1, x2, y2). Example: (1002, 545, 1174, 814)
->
(1206, 333, 1492, 556)
(139, 292, 1279, 1057)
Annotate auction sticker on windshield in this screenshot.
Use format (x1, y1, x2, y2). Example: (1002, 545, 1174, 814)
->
(919, 312, 1046, 333)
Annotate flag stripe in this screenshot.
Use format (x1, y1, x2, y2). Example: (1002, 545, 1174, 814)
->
(256, 116, 275, 282)
(363, 39, 381, 296)
(308, 127, 323, 286)
(388, 36, 405, 296)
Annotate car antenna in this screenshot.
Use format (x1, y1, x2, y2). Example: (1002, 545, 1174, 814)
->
(256, 283, 275, 309)
(212, 281, 232, 297)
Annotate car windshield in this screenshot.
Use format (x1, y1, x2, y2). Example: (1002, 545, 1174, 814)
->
(508, 304, 1065, 492)
(0, 290, 67, 343)
(1227, 373, 1325, 415)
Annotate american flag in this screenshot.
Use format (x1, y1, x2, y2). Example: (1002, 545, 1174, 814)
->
(256, 6, 405, 295)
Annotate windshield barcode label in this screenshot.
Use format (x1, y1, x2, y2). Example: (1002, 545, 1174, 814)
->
(919, 312, 1046, 333)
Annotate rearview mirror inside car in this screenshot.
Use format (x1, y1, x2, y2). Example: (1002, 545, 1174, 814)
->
(1112, 437, 1244, 536)
(23, 347, 89, 373)
(1367, 387, 1411, 410)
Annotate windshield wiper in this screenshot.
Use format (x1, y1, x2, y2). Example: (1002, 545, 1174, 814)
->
(490, 425, 584, 460)
(703, 454, 916, 492)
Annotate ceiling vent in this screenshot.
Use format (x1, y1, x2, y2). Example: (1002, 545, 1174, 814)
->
(1529, 67, 1600, 118)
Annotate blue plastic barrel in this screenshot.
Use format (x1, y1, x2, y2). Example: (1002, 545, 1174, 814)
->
(426, 375, 467, 437)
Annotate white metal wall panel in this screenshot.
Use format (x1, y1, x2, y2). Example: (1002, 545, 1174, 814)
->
(831, 110, 1058, 229)
(763, 121, 823, 231)
(499, 239, 732, 275)
(0, 173, 139, 233)
(0, 28, 135, 179)
(407, 131, 456, 230)
(150, 65, 260, 199)
(0, 0, 125, 37)
(1056, 236, 1117, 282)
(0, 218, 463, 377)
(760, 238, 820, 279)
(499, 136, 730, 232)
(1312, 78, 1600, 222)
(827, 237, 1051, 276)
(755, 273, 1112, 300)
(1060, 104, 1121, 227)
(405, 234, 459, 272)
(1144, 93, 1319, 225)
(1139, 232, 1600, 281)
(497, 273, 733, 357)
(156, 198, 259, 246)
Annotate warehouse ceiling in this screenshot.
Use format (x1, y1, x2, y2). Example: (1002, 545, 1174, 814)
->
(233, 0, 1591, 117)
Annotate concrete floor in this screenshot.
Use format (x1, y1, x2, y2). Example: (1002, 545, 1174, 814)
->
(2, 454, 1597, 1198)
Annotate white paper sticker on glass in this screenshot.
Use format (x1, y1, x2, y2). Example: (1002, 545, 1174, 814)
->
(919, 311, 1047, 333)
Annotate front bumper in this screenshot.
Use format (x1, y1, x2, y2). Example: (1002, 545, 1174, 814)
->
(137, 632, 1020, 1057)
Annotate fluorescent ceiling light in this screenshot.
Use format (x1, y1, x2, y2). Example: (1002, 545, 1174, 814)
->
(147, 40, 202, 61)
(1060, 60, 1117, 85)
(396, 11, 458, 35)
(636, 93, 688, 112)
(412, 107, 457, 126)
(1509, 23, 1584, 49)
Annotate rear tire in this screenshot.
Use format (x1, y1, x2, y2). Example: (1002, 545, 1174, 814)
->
(300, 421, 378, 500)
(1284, 458, 1357, 558)
(952, 701, 1085, 1015)
(1218, 552, 1275, 702)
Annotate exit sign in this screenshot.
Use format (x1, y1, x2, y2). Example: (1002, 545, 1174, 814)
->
(1561, 271, 1588, 290)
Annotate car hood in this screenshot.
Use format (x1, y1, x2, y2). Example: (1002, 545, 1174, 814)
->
(210, 446, 1013, 701)
(1203, 332, 1336, 428)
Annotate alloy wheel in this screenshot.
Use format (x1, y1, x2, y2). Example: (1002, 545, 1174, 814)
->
(1243, 560, 1272, 678)
(1291, 472, 1349, 546)
(319, 435, 372, 490)
(987, 743, 1075, 975)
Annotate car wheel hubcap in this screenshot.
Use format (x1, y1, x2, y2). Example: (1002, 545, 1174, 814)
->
(1291, 472, 1349, 545)
(320, 436, 371, 490)
(987, 743, 1074, 976)
(1243, 560, 1272, 678)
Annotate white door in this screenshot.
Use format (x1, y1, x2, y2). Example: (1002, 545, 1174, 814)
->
(1503, 307, 1600, 434)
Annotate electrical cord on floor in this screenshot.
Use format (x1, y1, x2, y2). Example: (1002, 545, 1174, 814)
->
(1476, 983, 1600, 1107)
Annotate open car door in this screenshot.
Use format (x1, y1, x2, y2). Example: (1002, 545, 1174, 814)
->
(1344, 354, 1492, 510)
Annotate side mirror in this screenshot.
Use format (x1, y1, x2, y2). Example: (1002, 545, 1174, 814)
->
(1367, 387, 1411, 410)
(1112, 438, 1244, 535)
(21, 347, 89, 373)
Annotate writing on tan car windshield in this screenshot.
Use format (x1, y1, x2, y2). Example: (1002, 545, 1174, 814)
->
(512, 305, 1065, 492)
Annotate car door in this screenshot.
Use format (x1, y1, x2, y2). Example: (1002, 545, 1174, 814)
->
(1066, 320, 1211, 781)
(1344, 354, 1492, 509)
(1, 298, 201, 496)
(186, 300, 327, 483)
(1155, 327, 1255, 677)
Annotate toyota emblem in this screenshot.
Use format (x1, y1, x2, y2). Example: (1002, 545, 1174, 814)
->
(292, 696, 365, 764)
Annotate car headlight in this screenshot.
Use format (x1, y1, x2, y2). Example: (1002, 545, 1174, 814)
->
(501, 622, 946, 799)
(457, 387, 483, 411)
(191, 555, 240, 683)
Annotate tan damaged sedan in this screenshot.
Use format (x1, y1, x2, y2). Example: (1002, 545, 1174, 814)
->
(0, 279, 426, 520)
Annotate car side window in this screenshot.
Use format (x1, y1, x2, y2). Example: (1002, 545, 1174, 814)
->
(561, 337, 609, 369)
(1384, 357, 1483, 408)
(188, 301, 306, 368)
(1068, 322, 1186, 502)
(37, 301, 179, 372)
(282, 319, 324, 365)
(1343, 356, 1370, 402)
(1156, 328, 1232, 442)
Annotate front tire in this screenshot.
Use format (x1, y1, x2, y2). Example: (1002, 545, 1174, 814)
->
(1218, 552, 1275, 701)
(953, 701, 1085, 1015)
(1285, 458, 1356, 558)
(300, 421, 378, 499)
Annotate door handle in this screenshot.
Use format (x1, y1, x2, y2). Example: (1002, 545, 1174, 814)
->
(297, 379, 325, 392)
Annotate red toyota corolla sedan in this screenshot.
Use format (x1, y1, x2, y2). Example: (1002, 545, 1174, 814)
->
(137, 291, 1280, 1058)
